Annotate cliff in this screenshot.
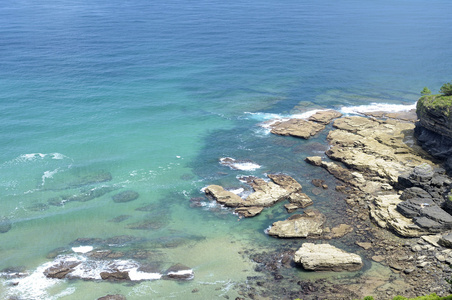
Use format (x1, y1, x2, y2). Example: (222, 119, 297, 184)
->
(415, 94, 452, 170)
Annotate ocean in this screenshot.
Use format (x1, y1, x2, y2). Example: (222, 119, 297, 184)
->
(0, 0, 451, 299)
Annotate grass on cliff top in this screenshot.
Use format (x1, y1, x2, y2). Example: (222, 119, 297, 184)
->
(417, 94, 452, 117)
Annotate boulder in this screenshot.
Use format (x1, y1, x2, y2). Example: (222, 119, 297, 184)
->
(293, 243, 363, 272)
(308, 110, 343, 125)
(267, 209, 325, 238)
(204, 185, 244, 207)
(270, 119, 325, 139)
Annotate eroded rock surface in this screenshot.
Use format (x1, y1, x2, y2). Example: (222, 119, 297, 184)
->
(293, 243, 363, 271)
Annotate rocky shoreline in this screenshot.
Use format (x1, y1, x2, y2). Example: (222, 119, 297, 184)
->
(202, 108, 452, 299)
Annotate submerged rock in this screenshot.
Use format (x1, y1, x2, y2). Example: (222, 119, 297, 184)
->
(112, 190, 139, 203)
(293, 243, 363, 272)
(269, 119, 325, 139)
(163, 263, 194, 280)
(0, 218, 12, 233)
(43, 260, 81, 279)
(97, 295, 127, 300)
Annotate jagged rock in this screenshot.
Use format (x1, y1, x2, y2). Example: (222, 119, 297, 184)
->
(308, 110, 343, 125)
(267, 209, 325, 238)
(112, 190, 139, 203)
(439, 233, 452, 248)
(235, 206, 263, 217)
(163, 264, 194, 280)
(397, 198, 436, 218)
(400, 187, 433, 200)
(326, 117, 433, 185)
(305, 156, 361, 187)
(370, 194, 430, 237)
(204, 185, 244, 207)
(100, 270, 131, 281)
(244, 175, 300, 207)
(44, 261, 81, 279)
(269, 119, 325, 139)
(293, 243, 363, 271)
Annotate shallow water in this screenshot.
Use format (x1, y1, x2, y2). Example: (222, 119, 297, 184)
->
(1, 0, 452, 298)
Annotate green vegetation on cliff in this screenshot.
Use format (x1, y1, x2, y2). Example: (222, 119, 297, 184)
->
(417, 94, 452, 118)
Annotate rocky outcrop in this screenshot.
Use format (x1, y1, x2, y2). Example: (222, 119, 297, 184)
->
(326, 116, 433, 185)
(415, 95, 452, 170)
(267, 209, 326, 238)
(205, 174, 305, 217)
(293, 243, 363, 272)
(269, 119, 325, 139)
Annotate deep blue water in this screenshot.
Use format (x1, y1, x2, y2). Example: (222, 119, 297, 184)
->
(0, 0, 451, 299)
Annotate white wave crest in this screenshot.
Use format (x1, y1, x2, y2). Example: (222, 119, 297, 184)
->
(72, 246, 93, 253)
(219, 157, 261, 171)
(340, 102, 416, 115)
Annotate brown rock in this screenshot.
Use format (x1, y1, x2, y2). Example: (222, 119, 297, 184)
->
(100, 270, 131, 281)
(267, 209, 325, 238)
(356, 242, 372, 250)
(204, 185, 244, 207)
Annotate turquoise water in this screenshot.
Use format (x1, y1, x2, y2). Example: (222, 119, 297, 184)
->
(1, 0, 452, 299)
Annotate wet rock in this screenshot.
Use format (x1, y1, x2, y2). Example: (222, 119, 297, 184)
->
(0, 218, 12, 233)
(311, 179, 325, 187)
(100, 270, 131, 281)
(308, 110, 343, 125)
(267, 209, 325, 238)
(294, 243, 363, 272)
(235, 206, 263, 217)
(356, 242, 372, 250)
(325, 224, 353, 239)
(44, 260, 81, 279)
(112, 190, 139, 203)
(163, 264, 194, 280)
(269, 119, 325, 139)
(205, 185, 244, 207)
(372, 255, 385, 263)
(97, 295, 127, 300)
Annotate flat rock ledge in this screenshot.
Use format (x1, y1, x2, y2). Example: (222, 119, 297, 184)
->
(308, 110, 343, 125)
(269, 119, 325, 139)
(204, 174, 312, 217)
(294, 243, 363, 272)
